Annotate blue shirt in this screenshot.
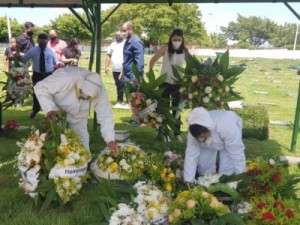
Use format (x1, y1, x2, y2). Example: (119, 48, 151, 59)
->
(22, 46, 58, 73)
(123, 35, 144, 81)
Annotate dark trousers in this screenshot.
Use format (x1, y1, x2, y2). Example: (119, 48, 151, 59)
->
(160, 82, 181, 136)
(113, 71, 125, 103)
(32, 71, 52, 113)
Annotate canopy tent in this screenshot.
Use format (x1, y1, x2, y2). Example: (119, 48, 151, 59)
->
(1, 0, 300, 151)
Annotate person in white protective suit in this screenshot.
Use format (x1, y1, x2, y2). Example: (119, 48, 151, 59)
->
(183, 107, 246, 183)
(34, 66, 119, 156)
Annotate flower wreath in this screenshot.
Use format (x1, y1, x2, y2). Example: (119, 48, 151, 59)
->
(1, 65, 32, 109)
(17, 113, 91, 210)
(174, 50, 244, 110)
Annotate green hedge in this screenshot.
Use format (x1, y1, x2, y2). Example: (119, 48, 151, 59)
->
(234, 106, 269, 140)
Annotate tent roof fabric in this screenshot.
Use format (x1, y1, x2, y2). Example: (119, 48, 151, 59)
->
(1, 0, 300, 8)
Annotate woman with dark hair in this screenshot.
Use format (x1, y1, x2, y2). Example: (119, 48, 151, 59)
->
(149, 29, 190, 142)
(62, 38, 81, 66)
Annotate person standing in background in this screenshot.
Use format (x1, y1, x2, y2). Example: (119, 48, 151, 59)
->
(3, 37, 22, 72)
(62, 38, 81, 66)
(104, 30, 127, 109)
(22, 33, 60, 119)
(120, 21, 144, 82)
(149, 29, 190, 143)
(16, 21, 35, 54)
(47, 29, 67, 70)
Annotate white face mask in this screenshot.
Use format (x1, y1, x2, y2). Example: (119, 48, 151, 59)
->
(122, 31, 129, 40)
(172, 41, 182, 50)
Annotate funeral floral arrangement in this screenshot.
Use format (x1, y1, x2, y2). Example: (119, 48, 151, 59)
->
(168, 187, 243, 225)
(17, 112, 91, 210)
(125, 68, 180, 141)
(247, 195, 300, 225)
(3, 119, 20, 131)
(173, 50, 244, 110)
(1, 65, 32, 109)
(91, 143, 146, 180)
(109, 181, 170, 225)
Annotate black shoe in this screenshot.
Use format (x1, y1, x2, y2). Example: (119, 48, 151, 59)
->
(29, 111, 38, 119)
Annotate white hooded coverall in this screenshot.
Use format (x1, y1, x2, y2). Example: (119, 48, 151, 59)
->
(34, 66, 115, 150)
(183, 107, 246, 183)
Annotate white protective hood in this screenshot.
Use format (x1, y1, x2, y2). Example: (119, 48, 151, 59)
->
(76, 71, 102, 98)
(187, 107, 214, 131)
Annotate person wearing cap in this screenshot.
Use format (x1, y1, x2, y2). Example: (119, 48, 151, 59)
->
(33, 66, 119, 157)
(22, 33, 61, 118)
(183, 107, 246, 183)
(149, 29, 191, 143)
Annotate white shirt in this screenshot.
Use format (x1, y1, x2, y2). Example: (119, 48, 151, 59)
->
(184, 110, 245, 182)
(34, 67, 115, 145)
(107, 40, 125, 72)
(160, 47, 185, 84)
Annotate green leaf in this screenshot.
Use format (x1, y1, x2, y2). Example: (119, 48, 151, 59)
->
(207, 183, 240, 202)
(218, 50, 229, 73)
(215, 213, 245, 225)
(35, 179, 56, 192)
(99, 202, 112, 222)
(191, 218, 206, 225)
(98, 196, 118, 209)
(39, 189, 57, 212)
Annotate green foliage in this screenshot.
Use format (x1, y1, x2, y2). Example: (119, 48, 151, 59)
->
(101, 3, 208, 45)
(235, 106, 269, 140)
(0, 17, 22, 41)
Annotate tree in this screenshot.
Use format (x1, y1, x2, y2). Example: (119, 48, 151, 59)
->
(0, 17, 23, 42)
(101, 3, 209, 46)
(50, 13, 92, 43)
(222, 14, 278, 47)
(268, 23, 297, 48)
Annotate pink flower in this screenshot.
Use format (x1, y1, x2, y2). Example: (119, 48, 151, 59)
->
(262, 212, 275, 222)
(286, 209, 295, 218)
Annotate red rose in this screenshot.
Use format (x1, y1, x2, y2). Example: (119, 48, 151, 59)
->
(193, 81, 199, 88)
(262, 212, 275, 221)
(264, 186, 271, 193)
(272, 174, 281, 183)
(252, 182, 261, 190)
(247, 169, 255, 176)
(214, 77, 220, 83)
(256, 202, 266, 209)
(199, 76, 206, 83)
(286, 209, 295, 218)
(273, 201, 285, 211)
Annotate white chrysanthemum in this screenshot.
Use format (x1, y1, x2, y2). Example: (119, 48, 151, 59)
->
(208, 93, 212, 98)
(236, 201, 252, 214)
(204, 86, 212, 94)
(60, 134, 69, 146)
(202, 96, 210, 103)
(269, 159, 275, 165)
(214, 96, 220, 101)
(188, 93, 193, 99)
(195, 173, 221, 188)
(191, 76, 198, 83)
(146, 99, 152, 105)
(156, 116, 163, 123)
(225, 86, 230, 92)
(105, 157, 114, 164)
(179, 87, 186, 93)
(217, 74, 224, 81)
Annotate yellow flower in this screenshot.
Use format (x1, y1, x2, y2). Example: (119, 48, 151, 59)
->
(193, 91, 199, 96)
(202, 191, 210, 198)
(210, 197, 223, 209)
(100, 165, 107, 171)
(98, 156, 105, 163)
(126, 146, 135, 153)
(149, 201, 157, 207)
(152, 165, 158, 170)
(109, 162, 119, 173)
(218, 88, 223, 93)
(156, 204, 162, 212)
(169, 214, 174, 223)
(165, 183, 172, 192)
(174, 209, 182, 218)
(168, 172, 175, 180)
(63, 178, 70, 183)
(160, 173, 166, 179)
(163, 168, 168, 173)
(139, 153, 145, 159)
(139, 164, 145, 169)
(147, 209, 154, 219)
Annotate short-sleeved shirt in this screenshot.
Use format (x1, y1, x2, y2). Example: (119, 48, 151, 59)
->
(47, 39, 67, 63)
(4, 47, 21, 69)
(16, 34, 35, 53)
(107, 40, 125, 72)
(62, 48, 81, 66)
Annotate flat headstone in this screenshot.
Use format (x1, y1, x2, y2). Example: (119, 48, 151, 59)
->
(280, 156, 300, 165)
(266, 76, 274, 79)
(287, 93, 297, 98)
(264, 72, 271, 76)
(18, 126, 30, 131)
(272, 80, 282, 83)
(258, 102, 277, 106)
(270, 121, 291, 126)
(228, 101, 244, 109)
(254, 91, 268, 95)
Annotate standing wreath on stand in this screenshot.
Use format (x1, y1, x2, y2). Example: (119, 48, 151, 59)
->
(125, 67, 180, 142)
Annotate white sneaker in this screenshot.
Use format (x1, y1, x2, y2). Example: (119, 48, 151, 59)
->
(121, 104, 131, 109)
(113, 102, 123, 109)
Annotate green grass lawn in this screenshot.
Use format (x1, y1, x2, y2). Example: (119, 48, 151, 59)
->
(1, 51, 300, 224)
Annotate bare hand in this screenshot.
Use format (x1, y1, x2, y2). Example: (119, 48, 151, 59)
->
(118, 72, 124, 81)
(105, 67, 109, 75)
(107, 141, 120, 157)
(46, 111, 58, 121)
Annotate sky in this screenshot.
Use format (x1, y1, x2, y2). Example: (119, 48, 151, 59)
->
(0, 3, 300, 34)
